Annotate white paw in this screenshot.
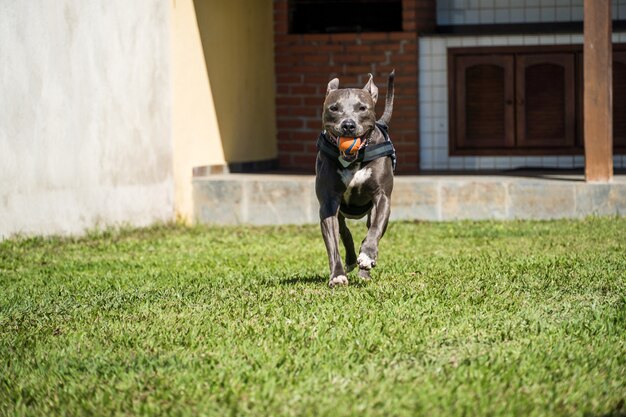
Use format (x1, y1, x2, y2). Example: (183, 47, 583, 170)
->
(357, 253, 376, 270)
(329, 275, 349, 287)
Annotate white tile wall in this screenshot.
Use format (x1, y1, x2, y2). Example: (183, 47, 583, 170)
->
(437, 0, 626, 25)
(419, 33, 626, 171)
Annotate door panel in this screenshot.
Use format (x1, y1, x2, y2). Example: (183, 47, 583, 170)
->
(454, 55, 515, 149)
(613, 51, 626, 148)
(516, 54, 575, 148)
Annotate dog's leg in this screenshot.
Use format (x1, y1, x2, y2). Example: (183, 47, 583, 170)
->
(338, 213, 357, 272)
(359, 212, 373, 280)
(320, 199, 349, 287)
(357, 193, 391, 276)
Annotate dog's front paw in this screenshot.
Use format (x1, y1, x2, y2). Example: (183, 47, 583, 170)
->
(357, 253, 376, 270)
(358, 268, 371, 280)
(329, 275, 349, 288)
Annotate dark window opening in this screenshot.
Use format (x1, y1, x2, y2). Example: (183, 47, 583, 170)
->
(289, 0, 402, 34)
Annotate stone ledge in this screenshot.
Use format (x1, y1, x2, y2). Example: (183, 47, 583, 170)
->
(192, 174, 626, 225)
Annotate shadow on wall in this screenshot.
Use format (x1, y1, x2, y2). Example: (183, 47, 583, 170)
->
(192, 0, 277, 165)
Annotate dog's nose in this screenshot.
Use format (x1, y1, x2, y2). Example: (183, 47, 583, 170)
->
(340, 119, 357, 135)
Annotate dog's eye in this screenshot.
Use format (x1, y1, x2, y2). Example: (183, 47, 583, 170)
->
(359, 105, 367, 111)
(329, 105, 339, 112)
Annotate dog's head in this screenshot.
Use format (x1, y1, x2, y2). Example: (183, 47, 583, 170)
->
(322, 74, 378, 139)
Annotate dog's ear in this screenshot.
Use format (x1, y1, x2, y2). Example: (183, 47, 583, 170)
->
(326, 78, 339, 96)
(363, 73, 378, 104)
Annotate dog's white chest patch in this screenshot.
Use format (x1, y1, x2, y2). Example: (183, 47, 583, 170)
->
(350, 167, 372, 188)
(338, 166, 372, 200)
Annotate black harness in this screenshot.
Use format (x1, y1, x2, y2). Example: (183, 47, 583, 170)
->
(317, 122, 397, 171)
(317, 122, 396, 217)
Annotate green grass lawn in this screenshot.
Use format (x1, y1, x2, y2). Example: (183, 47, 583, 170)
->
(1, 218, 625, 417)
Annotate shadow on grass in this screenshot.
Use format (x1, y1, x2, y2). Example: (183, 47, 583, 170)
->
(279, 275, 326, 285)
(585, 399, 626, 417)
(279, 274, 371, 288)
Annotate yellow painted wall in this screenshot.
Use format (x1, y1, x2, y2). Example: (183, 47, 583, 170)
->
(193, 0, 278, 163)
(171, 0, 226, 220)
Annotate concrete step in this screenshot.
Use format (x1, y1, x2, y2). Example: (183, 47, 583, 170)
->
(192, 173, 626, 225)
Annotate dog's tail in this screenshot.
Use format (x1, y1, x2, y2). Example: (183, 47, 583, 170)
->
(377, 69, 395, 125)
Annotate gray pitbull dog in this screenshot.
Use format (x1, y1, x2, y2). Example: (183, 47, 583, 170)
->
(315, 71, 395, 287)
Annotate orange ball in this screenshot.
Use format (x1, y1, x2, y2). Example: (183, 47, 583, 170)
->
(338, 137, 362, 154)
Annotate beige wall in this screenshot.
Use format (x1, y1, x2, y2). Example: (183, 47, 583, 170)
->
(0, 0, 277, 236)
(171, 0, 226, 220)
(0, 0, 173, 237)
(194, 0, 277, 164)
(171, 0, 277, 220)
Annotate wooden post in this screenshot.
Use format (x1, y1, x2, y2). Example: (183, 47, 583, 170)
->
(584, 0, 613, 182)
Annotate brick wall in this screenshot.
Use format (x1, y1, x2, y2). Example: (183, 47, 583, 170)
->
(273, 0, 435, 173)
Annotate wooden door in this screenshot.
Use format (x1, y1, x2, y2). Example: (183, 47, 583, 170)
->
(613, 51, 626, 148)
(453, 55, 515, 150)
(576, 52, 584, 148)
(516, 54, 575, 148)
